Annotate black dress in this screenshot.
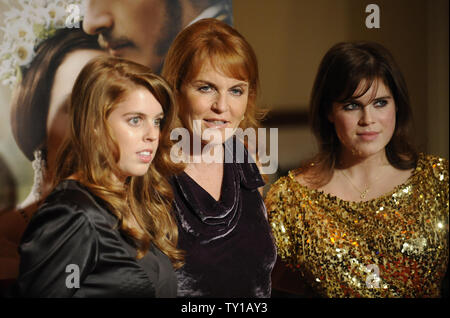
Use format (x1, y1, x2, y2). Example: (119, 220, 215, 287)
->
(170, 138, 277, 297)
(13, 180, 177, 298)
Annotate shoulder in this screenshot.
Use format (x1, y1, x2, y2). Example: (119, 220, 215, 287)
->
(265, 174, 293, 198)
(16, 182, 103, 296)
(416, 153, 448, 184)
(20, 180, 112, 267)
(39, 180, 116, 227)
(21, 181, 101, 256)
(27, 183, 92, 235)
(418, 152, 448, 165)
(265, 170, 307, 209)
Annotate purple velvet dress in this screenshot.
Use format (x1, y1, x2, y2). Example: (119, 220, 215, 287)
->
(170, 139, 277, 297)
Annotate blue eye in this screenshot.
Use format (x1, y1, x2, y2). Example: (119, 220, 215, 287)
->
(128, 116, 141, 126)
(374, 99, 388, 107)
(199, 85, 213, 93)
(343, 103, 359, 111)
(230, 87, 244, 96)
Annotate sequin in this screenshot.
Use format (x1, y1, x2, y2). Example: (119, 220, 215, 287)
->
(266, 153, 449, 297)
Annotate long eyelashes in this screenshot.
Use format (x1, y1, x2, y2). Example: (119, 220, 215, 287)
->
(127, 116, 164, 127)
(196, 84, 245, 96)
(128, 116, 141, 126)
(342, 99, 388, 111)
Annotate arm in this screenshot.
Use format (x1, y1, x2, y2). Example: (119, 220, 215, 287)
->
(15, 203, 98, 297)
(264, 179, 298, 264)
(265, 178, 313, 296)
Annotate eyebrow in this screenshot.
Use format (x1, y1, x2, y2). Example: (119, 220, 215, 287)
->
(343, 95, 392, 104)
(122, 111, 164, 117)
(192, 79, 249, 87)
(373, 95, 392, 100)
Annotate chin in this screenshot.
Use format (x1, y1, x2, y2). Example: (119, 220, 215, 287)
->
(200, 130, 225, 145)
(201, 137, 226, 147)
(353, 146, 386, 158)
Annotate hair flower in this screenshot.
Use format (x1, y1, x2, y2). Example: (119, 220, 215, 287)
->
(0, 0, 84, 89)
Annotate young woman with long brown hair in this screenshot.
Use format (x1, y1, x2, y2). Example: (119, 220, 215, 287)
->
(14, 56, 184, 297)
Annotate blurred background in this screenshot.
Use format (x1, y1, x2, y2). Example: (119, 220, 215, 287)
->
(0, 0, 448, 203)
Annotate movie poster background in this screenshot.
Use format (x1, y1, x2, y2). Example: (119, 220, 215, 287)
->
(0, 0, 448, 290)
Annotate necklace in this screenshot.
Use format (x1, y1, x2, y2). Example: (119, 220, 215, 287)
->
(340, 170, 381, 199)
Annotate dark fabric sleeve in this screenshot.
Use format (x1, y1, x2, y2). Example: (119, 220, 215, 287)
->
(15, 202, 98, 297)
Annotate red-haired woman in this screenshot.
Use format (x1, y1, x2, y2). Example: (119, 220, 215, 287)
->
(162, 18, 276, 297)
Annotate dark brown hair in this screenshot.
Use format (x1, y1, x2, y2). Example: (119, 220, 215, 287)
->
(54, 56, 184, 265)
(304, 41, 417, 186)
(10, 27, 100, 161)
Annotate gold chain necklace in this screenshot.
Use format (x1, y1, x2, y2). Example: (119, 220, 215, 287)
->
(340, 170, 380, 199)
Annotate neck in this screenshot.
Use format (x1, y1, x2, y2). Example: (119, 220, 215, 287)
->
(337, 148, 390, 179)
(186, 141, 224, 173)
(188, 137, 225, 165)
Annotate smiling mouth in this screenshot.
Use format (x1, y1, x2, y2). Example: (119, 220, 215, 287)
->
(204, 119, 229, 128)
(137, 150, 153, 163)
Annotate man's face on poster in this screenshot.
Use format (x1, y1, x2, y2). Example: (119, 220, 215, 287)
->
(83, 0, 183, 73)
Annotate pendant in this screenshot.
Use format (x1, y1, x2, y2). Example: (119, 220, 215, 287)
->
(360, 189, 369, 199)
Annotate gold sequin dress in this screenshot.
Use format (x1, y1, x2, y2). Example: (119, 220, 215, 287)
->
(265, 153, 449, 297)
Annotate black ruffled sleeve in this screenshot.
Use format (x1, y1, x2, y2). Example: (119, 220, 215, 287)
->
(15, 201, 98, 297)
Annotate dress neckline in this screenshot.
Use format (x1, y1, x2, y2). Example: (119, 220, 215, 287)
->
(287, 153, 424, 206)
(181, 165, 226, 204)
(174, 162, 239, 221)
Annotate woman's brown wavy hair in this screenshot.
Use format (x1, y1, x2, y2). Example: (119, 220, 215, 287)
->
(301, 41, 418, 187)
(52, 56, 184, 267)
(162, 18, 265, 142)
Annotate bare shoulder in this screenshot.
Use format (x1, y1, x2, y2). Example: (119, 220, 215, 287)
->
(292, 169, 308, 186)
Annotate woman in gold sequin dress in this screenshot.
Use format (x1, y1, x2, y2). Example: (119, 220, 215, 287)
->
(265, 41, 448, 298)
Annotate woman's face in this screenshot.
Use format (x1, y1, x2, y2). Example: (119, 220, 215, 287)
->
(180, 61, 248, 145)
(46, 49, 105, 169)
(107, 87, 163, 182)
(328, 78, 396, 159)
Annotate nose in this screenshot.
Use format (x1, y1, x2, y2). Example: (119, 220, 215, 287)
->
(358, 106, 375, 126)
(211, 93, 228, 113)
(82, 0, 114, 35)
(144, 123, 160, 142)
